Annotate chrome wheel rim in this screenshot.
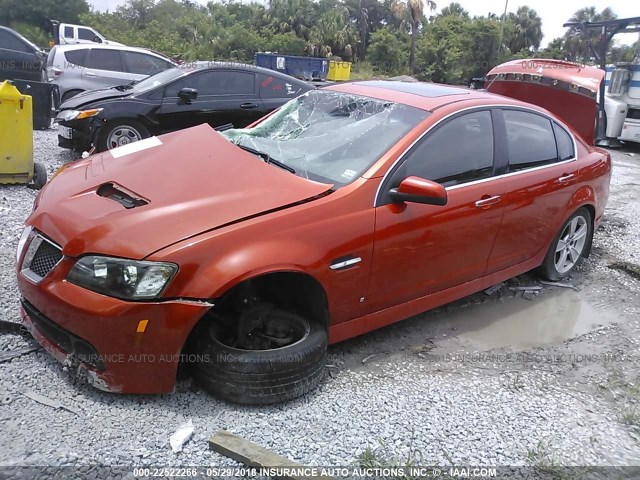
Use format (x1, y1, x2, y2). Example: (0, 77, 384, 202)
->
(555, 215, 588, 274)
(107, 126, 142, 149)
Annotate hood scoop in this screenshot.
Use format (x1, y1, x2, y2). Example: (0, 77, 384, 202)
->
(97, 183, 148, 209)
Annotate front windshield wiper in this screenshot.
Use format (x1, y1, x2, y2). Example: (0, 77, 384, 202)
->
(234, 143, 296, 174)
(113, 80, 139, 91)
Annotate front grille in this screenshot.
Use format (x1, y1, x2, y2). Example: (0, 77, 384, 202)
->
(21, 300, 105, 370)
(29, 240, 63, 278)
(21, 234, 63, 282)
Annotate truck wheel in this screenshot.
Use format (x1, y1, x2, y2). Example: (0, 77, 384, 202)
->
(97, 120, 150, 152)
(189, 305, 327, 405)
(538, 207, 593, 281)
(31, 163, 47, 190)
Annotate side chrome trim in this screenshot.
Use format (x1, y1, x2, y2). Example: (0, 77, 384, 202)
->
(330, 257, 362, 270)
(373, 103, 579, 206)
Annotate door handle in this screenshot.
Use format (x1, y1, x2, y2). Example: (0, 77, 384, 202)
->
(240, 102, 258, 109)
(85, 71, 97, 77)
(558, 173, 576, 183)
(475, 195, 502, 208)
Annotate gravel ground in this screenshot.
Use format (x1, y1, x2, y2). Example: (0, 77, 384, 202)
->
(1, 130, 640, 475)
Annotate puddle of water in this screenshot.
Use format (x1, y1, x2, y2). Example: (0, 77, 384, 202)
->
(429, 289, 619, 350)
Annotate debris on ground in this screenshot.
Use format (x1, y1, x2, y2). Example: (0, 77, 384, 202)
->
(22, 390, 83, 417)
(540, 281, 578, 290)
(170, 420, 194, 453)
(0, 320, 26, 335)
(388, 75, 418, 83)
(484, 283, 504, 295)
(522, 290, 539, 301)
(362, 353, 380, 364)
(209, 430, 334, 479)
(509, 286, 543, 291)
(608, 261, 640, 280)
(0, 345, 40, 363)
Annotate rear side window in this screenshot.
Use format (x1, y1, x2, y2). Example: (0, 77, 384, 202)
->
(504, 110, 557, 171)
(394, 110, 494, 187)
(166, 70, 255, 97)
(123, 51, 172, 75)
(0, 30, 29, 53)
(63, 26, 73, 39)
(258, 74, 306, 99)
(64, 49, 88, 67)
(86, 49, 123, 72)
(553, 123, 574, 161)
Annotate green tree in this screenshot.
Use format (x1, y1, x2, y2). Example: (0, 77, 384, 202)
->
(390, 0, 437, 72)
(0, 0, 89, 33)
(439, 2, 468, 18)
(505, 6, 543, 54)
(365, 27, 408, 74)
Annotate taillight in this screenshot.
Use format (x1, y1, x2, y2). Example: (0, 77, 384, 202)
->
(47, 66, 63, 81)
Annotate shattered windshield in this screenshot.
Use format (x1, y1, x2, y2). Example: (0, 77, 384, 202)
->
(221, 89, 429, 186)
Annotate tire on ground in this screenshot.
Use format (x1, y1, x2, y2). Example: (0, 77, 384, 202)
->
(190, 310, 327, 405)
(31, 162, 47, 190)
(537, 206, 593, 281)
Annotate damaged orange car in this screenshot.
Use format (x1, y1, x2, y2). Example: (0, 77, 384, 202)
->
(17, 60, 611, 404)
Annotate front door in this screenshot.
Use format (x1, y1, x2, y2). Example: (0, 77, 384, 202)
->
(366, 109, 505, 314)
(158, 69, 264, 133)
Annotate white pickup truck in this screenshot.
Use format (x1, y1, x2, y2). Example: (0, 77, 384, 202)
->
(53, 22, 123, 46)
(605, 57, 640, 144)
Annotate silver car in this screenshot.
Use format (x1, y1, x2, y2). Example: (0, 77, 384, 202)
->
(47, 44, 176, 102)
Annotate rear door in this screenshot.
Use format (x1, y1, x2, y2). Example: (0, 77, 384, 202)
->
(486, 108, 579, 273)
(158, 69, 263, 132)
(81, 48, 132, 90)
(366, 109, 506, 313)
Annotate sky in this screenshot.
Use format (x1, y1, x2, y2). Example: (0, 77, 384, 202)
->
(88, 0, 639, 48)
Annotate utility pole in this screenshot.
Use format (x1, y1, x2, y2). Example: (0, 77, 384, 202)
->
(497, 0, 509, 54)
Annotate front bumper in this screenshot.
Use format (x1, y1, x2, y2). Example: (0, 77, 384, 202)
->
(56, 119, 93, 152)
(17, 255, 210, 394)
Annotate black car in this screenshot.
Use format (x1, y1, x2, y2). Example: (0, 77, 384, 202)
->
(0, 26, 47, 81)
(56, 62, 314, 152)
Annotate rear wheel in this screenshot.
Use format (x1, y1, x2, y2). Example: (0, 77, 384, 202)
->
(538, 207, 593, 281)
(189, 304, 327, 405)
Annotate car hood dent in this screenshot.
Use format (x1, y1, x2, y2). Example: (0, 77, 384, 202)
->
(28, 124, 333, 259)
(59, 88, 131, 110)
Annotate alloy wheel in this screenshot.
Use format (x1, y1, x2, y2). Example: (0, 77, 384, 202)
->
(555, 215, 588, 274)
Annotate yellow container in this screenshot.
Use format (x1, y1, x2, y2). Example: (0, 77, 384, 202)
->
(327, 61, 352, 81)
(0, 80, 34, 185)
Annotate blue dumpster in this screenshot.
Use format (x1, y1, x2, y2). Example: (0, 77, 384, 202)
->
(255, 53, 329, 81)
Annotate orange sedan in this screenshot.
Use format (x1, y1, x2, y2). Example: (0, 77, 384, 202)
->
(17, 61, 611, 404)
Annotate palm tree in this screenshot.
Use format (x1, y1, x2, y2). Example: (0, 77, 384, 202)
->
(391, 0, 437, 72)
(563, 7, 618, 62)
(506, 6, 542, 54)
(440, 2, 468, 18)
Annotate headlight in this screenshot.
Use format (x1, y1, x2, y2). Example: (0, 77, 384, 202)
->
(56, 108, 102, 122)
(67, 256, 177, 300)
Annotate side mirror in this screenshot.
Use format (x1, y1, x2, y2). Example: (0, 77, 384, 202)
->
(93, 36, 103, 43)
(178, 87, 198, 105)
(389, 176, 447, 206)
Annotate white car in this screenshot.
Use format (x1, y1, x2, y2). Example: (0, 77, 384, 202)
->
(47, 44, 176, 102)
(55, 22, 122, 46)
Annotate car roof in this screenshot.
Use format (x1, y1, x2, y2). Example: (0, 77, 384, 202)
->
(171, 61, 311, 82)
(52, 43, 168, 57)
(327, 80, 513, 112)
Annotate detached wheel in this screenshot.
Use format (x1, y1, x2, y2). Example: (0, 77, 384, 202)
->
(190, 305, 327, 405)
(31, 162, 47, 190)
(97, 120, 150, 152)
(538, 207, 593, 281)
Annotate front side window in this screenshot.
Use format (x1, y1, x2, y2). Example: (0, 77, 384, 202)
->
(504, 110, 557, 171)
(78, 28, 97, 41)
(165, 71, 255, 97)
(222, 90, 429, 187)
(391, 110, 494, 189)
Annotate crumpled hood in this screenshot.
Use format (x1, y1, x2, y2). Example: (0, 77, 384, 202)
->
(59, 88, 130, 110)
(28, 124, 332, 259)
